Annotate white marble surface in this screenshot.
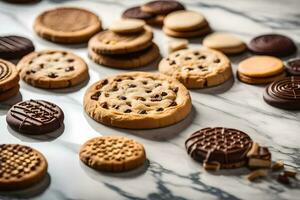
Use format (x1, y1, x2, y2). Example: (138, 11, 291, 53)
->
(0, 0, 300, 199)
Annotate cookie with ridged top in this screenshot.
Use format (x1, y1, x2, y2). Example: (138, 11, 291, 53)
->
(80, 136, 146, 172)
(84, 72, 191, 129)
(0, 144, 48, 191)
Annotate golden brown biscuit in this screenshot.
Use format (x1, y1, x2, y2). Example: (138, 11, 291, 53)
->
(159, 48, 232, 89)
(88, 43, 160, 69)
(0, 59, 19, 93)
(88, 26, 153, 55)
(0, 144, 48, 191)
(0, 84, 19, 101)
(18, 50, 89, 89)
(80, 136, 146, 172)
(237, 71, 286, 85)
(84, 72, 192, 129)
(163, 25, 211, 38)
(34, 7, 102, 44)
(109, 19, 146, 34)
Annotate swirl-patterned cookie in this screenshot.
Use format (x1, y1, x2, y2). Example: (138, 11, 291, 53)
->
(88, 26, 153, 55)
(0, 59, 19, 93)
(34, 7, 102, 44)
(0, 144, 47, 191)
(159, 48, 232, 89)
(17, 50, 88, 89)
(80, 136, 146, 172)
(263, 76, 300, 110)
(84, 72, 192, 129)
(185, 127, 253, 169)
(6, 100, 64, 134)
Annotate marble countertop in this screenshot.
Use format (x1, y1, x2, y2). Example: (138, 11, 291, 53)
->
(0, 0, 300, 199)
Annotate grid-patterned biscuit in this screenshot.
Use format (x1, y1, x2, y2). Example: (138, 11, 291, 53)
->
(159, 48, 232, 89)
(80, 136, 146, 172)
(0, 144, 48, 190)
(17, 50, 89, 89)
(84, 72, 192, 129)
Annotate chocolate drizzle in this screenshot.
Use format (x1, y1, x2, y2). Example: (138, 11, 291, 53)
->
(185, 127, 253, 168)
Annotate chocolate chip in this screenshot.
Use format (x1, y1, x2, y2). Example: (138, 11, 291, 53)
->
(104, 93, 109, 97)
(155, 83, 162, 87)
(126, 102, 132, 107)
(111, 85, 118, 92)
(137, 97, 146, 101)
(175, 53, 180, 57)
(128, 84, 136, 88)
(100, 102, 108, 109)
(198, 65, 204, 69)
(40, 64, 44, 68)
(194, 52, 199, 56)
(119, 96, 127, 100)
(124, 109, 132, 113)
(198, 55, 206, 59)
(145, 90, 152, 93)
(116, 78, 122, 82)
(48, 72, 58, 78)
(127, 76, 134, 80)
(142, 81, 148, 85)
(139, 110, 147, 114)
(54, 58, 59, 62)
(166, 58, 170, 61)
(186, 67, 193, 71)
(172, 87, 179, 93)
(112, 104, 119, 109)
(62, 52, 67, 56)
(169, 101, 177, 107)
(169, 60, 176, 65)
(67, 58, 74, 63)
(65, 66, 74, 72)
(91, 91, 101, 100)
(30, 70, 36, 73)
(214, 58, 220, 63)
(101, 79, 108, 86)
(156, 108, 164, 112)
(161, 92, 167, 96)
(185, 57, 192, 60)
(26, 71, 31, 75)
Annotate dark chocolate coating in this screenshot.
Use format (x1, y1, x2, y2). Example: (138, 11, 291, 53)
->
(142, 0, 185, 14)
(248, 34, 297, 57)
(185, 127, 252, 166)
(286, 58, 300, 76)
(0, 36, 34, 60)
(122, 6, 155, 20)
(6, 99, 64, 134)
(263, 76, 300, 110)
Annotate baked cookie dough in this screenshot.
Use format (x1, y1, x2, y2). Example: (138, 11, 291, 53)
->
(17, 50, 89, 89)
(109, 19, 146, 34)
(80, 136, 146, 172)
(159, 48, 232, 89)
(203, 32, 247, 54)
(0, 144, 48, 191)
(84, 72, 192, 129)
(34, 7, 102, 44)
(162, 25, 211, 38)
(88, 26, 153, 55)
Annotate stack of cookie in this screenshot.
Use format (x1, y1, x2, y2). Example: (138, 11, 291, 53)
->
(88, 19, 160, 68)
(163, 10, 211, 38)
(122, 0, 185, 26)
(0, 59, 20, 101)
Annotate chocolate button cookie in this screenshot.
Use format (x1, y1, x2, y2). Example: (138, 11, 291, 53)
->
(263, 76, 300, 110)
(248, 34, 297, 57)
(6, 100, 64, 134)
(0, 36, 34, 60)
(286, 58, 300, 76)
(34, 7, 102, 44)
(159, 48, 232, 89)
(122, 6, 155, 22)
(80, 136, 146, 172)
(18, 50, 88, 89)
(84, 72, 192, 129)
(141, 0, 185, 15)
(0, 144, 48, 191)
(185, 127, 253, 169)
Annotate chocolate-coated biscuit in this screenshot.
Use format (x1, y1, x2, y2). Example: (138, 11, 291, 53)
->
(0, 144, 48, 191)
(0, 59, 19, 92)
(286, 58, 300, 76)
(122, 6, 155, 21)
(263, 76, 300, 110)
(248, 34, 297, 57)
(0, 36, 34, 60)
(185, 127, 253, 169)
(141, 0, 185, 15)
(6, 99, 64, 134)
(80, 136, 146, 172)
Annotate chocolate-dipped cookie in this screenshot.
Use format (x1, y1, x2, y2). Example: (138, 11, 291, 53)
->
(185, 127, 253, 169)
(248, 34, 297, 57)
(263, 76, 300, 110)
(122, 6, 155, 21)
(141, 0, 185, 15)
(286, 58, 300, 76)
(6, 100, 64, 134)
(0, 36, 34, 60)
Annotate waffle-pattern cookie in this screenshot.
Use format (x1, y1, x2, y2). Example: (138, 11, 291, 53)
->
(80, 136, 146, 172)
(159, 48, 232, 89)
(6, 100, 64, 134)
(0, 144, 48, 190)
(18, 50, 88, 89)
(34, 7, 102, 44)
(0, 59, 19, 93)
(88, 26, 153, 55)
(185, 127, 253, 169)
(84, 72, 192, 129)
